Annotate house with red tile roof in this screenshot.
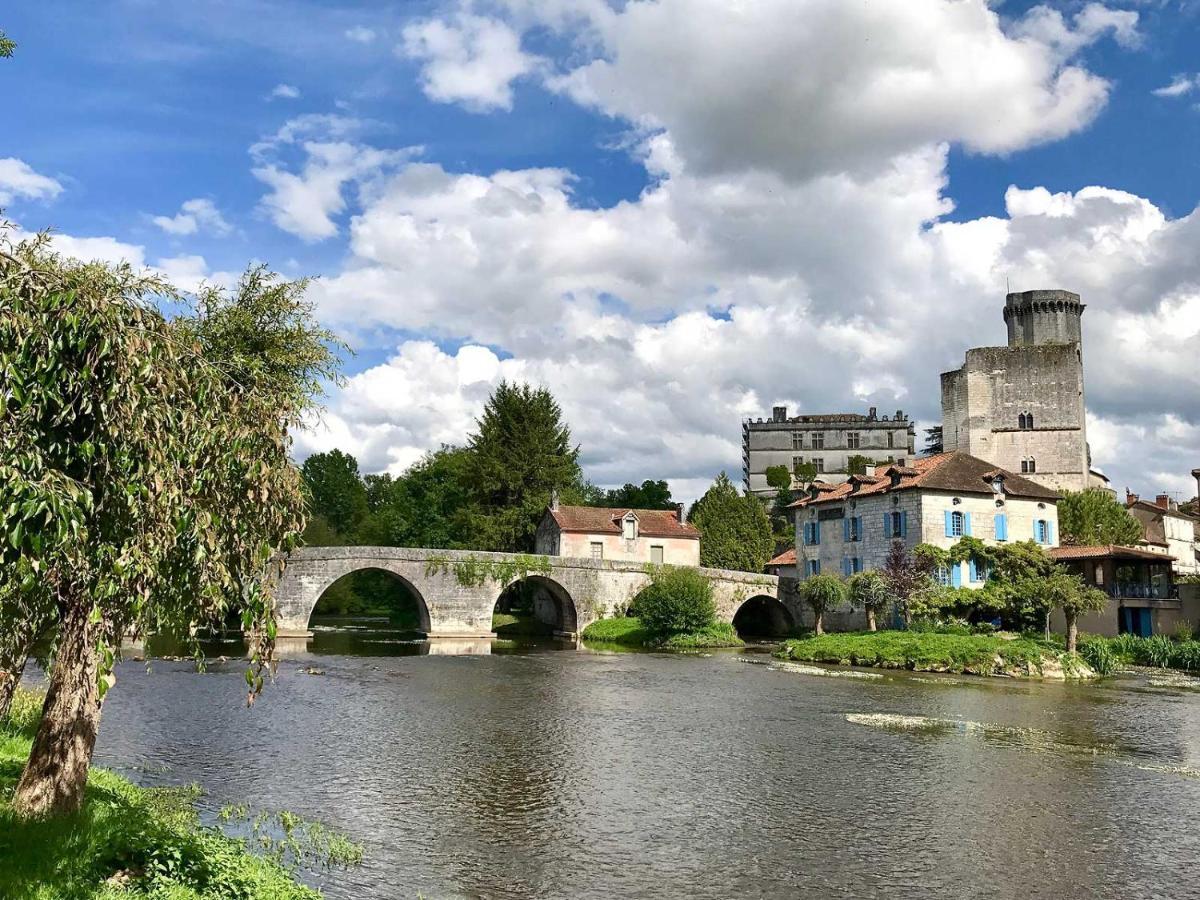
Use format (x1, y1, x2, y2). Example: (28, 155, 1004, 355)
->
(535, 497, 700, 565)
(789, 451, 1061, 585)
(1048, 544, 1182, 637)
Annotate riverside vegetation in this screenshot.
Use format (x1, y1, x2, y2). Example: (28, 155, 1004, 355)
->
(581, 567, 744, 649)
(1, 688, 359, 899)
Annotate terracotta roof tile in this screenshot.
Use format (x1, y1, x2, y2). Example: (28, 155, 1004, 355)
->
(767, 548, 796, 566)
(547, 506, 700, 540)
(1050, 544, 1175, 562)
(788, 451, 1060, 508)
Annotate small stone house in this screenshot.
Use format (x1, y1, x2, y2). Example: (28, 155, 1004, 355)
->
(535, 500, 700, 565)
(1125, 492, 1200, 577)
(790, 451, 1061, 585)
(765, 547, 798, 578)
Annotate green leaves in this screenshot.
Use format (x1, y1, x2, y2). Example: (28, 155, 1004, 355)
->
(689, 473, 775, 573)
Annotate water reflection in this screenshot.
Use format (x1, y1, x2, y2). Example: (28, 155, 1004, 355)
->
(90, 623, 1200, 900)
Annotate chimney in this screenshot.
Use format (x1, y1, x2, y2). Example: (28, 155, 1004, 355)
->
(676, 502, 687, 524)
(550, 489, 560, 512)
(868, 406, 877, 420)
(772, 405, 787, 423)
(1126, 488, 1138, 506)
(1155, 493, 1173, 511)
(895, 409, 904, 421)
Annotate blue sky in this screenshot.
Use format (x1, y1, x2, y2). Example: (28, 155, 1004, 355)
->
(3, 1, 1199, 500)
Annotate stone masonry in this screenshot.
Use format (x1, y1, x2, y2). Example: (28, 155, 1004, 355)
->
(272, 546, 802, 638)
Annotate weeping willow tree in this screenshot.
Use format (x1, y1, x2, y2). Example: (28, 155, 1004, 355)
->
(0, 230, 341, 817)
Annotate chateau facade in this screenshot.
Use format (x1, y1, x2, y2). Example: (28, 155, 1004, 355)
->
(941, 290, 1097, 493)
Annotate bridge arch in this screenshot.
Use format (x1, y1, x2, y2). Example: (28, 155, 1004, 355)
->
(731, 594, 796, 639)
(306, 566, 432, 634)
(497, 573, 579, 636)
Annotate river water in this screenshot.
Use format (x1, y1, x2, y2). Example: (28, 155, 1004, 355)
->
(91, 623, 1200, 899)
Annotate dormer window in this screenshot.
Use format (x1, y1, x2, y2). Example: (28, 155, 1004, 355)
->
(622, 513, 638, 541)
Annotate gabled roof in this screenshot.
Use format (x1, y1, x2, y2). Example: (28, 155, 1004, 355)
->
(545, 506, 700, 540)
(789, 451, 1060, 508)
(1127, 498, 1198, 522)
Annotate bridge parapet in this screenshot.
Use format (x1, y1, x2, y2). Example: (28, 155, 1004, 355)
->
(272, 546, 787, 640)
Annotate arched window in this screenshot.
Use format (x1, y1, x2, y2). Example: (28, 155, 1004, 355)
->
(1018, 413, 1028, 429)
(1027, 412, 1034, 429)
(1028, 457, 1036, 473)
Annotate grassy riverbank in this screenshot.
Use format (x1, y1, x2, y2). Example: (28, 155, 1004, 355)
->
(776, 631, 1093, 678)
(1, 689, 347, 899)
(581, 616, 744, 650)
(1078, 633, 1200, 676)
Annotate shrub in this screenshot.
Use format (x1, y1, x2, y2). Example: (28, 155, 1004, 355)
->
(1173, 621, 1196, 643)
(1078, 636, 1117, 676)
(580, 617, 650, 646)
(1170, 641, 1200, 672)
(634, 567, 716, 637)
(1143, 635, 1174, 669)
(801, 574, 847, 635)
(657, 622, 744, 649)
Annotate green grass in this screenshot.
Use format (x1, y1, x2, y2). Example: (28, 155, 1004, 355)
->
(491, 612, 554, 638)
(580, 616, 744, 650)
(1, 688, 350, 899)
(776, 630, 1068, 676)
(1084, 633, 1200, 672)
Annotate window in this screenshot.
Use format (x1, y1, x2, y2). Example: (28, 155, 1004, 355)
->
(847, 432, 861, 450)
(792, 456, 805, 473)
(1028, 458, 1036, 473)
(846, 516, 863, 542)
(968, 557, 986, 583)
(792, 432, 804, 450)
(886, 511, 907, 539)
(1018, 413, 1028, 429)
(1022, 458, 1037, 474)
(650, 545, 664, 565)
(590, 542, 603, 560)
(950, 511, 965, 537)
(812, 432, 825, 450)
(812, 458, 825, 473)
(887, 431, 895, 449)
(622, 515, 637, 541)
(1094, 563, 1104, 586)
(936, 566, 952, 586)
(853, 557, 863, 574)
(1034, 519, 1054, 545)
(806, 559, 820, 576)
(803, 521, 822, 546)
(1027, 413, 1034, 430)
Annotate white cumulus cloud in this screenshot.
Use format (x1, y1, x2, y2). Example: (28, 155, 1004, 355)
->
(401, 13, 538, 112)
(151, 197, 232, 237)
(0, 158, 64, 205)
(267, 83, 302, 100)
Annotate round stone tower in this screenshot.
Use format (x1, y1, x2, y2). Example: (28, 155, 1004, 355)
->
(1003, 289, 1085, 348)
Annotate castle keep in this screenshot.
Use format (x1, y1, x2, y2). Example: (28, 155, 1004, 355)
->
(940, 290, 1092, 493)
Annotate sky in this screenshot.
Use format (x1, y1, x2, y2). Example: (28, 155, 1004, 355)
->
(3, 0, 1200, 504)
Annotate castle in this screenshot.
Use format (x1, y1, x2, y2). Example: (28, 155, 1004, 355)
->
(940, 290, 1102, 494)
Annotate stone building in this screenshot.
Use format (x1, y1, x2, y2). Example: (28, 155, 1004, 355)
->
(941, 290, 1099, 493)
(741, 406, 915, 497)
(790, 451, 1061, 585)
(534, 499, 700, 566)
(1125, 491, 1200, 577)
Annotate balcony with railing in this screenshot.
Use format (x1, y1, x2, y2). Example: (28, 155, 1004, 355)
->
(1106, 582, 1177, 601)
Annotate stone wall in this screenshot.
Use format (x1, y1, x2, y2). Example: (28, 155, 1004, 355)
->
(272, 546, 784, 639)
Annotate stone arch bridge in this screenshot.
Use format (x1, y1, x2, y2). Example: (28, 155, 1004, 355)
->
(274, 547, 805, 639)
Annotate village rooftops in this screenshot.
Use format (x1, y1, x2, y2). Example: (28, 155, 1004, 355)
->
(789, 451, 1061, 508)
(546, 505, 700, 540)
(766, 547, 796, 567)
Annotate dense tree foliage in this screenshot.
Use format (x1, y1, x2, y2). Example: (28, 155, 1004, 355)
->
(594, 479, 674, 510)
(923, 425, 944, 456)
(763, 466, 795, 551)
(1057, 489, 1142, 546)
(463, 382, 582, 552)
(847, 570, 892, 632)
(688, 473, 774, 572)
(0, 29, 15, 57)
(801, 574, 847, 635)
(634, 567, 716, 637)
(301, 450, 368, 536)
(0, 233, 339, 816)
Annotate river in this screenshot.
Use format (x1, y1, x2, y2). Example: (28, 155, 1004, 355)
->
(91, 622, 1200, 899)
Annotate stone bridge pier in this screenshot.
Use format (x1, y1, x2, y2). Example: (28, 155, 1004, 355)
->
(272, 547, 801, 640)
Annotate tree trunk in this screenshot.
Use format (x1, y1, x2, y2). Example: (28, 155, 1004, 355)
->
(12, 602, 105, 818)
(0, 647, 29, 723)
(867, 608, 877, 632)
(1066, 613, 1079, 654)
(1044, 610, 1051, 641)
(814, 610, 824, 635)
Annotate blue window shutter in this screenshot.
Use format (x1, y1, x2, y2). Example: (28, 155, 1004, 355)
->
(1047, 520, 1055, 545)
(944, 510, 954, 537)
(814, 522, 821, 545)
(803, 523, 810, 544)
(814, 560, 820, 575)
(843, 518, 850, 542)
(951, 563, 962, 588)
(842, 558, 850, 577)
(994, 513, 1006, 541)
(900, 511, 908, 537)
(857, 516, 864, 540)
(963, 512, 972, 536)
(968, 558, 978, 582)
(883, 513, 890, 535)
